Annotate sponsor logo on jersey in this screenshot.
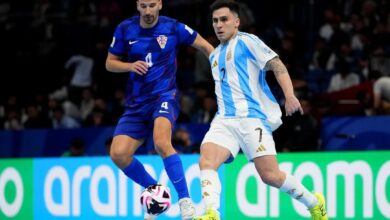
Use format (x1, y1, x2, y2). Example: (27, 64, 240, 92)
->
(212, 60, 218, 68)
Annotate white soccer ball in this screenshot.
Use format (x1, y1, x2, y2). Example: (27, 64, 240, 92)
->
(140, 184, 172, 216)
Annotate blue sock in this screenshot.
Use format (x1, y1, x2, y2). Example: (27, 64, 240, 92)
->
(163, 154, 190, 199)
(122, 158, 157, 188)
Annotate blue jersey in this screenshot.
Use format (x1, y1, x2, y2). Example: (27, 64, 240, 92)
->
(109, 16, 198, 107)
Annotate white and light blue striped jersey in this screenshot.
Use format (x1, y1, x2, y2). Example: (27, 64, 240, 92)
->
(209, 32, 282, 131)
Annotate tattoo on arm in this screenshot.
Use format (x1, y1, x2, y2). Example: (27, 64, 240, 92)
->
(265, 57, 288, 77)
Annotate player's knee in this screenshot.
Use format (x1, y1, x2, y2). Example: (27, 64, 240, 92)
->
(260, 171, 284, 187)
(199, 156, 218, 170)
(154, 138, 171, 152)
(110, 147, 130, 168)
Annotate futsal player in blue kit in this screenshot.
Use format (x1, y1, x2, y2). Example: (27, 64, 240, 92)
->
(105, 0, 214, 219)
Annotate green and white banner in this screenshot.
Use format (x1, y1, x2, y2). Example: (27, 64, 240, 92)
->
(225, 151, 390, 220)
(0, 159, 33, 220)
(0, 151, 389, 219)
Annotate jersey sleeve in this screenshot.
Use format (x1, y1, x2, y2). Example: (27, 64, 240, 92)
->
(176, 22, 198, 46)
(241, 34, 278, 69)
(108, 23, 126, 56)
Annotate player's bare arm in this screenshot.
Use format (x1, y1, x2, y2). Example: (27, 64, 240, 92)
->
(106, 52, 148, 75)
(192, 34, 214, 57)
(265, 57, 303, 116)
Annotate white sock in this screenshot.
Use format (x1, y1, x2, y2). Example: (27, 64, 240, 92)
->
(279, 173, 318, 208)
(200, 169, 221, 212)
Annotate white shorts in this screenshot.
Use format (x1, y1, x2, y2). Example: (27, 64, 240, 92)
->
(201, 116, 277, 162)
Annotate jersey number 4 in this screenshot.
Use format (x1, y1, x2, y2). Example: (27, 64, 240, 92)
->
(145, 52, 153, 67)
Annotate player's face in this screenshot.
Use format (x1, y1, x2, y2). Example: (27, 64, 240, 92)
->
(137, 0, 162, 27)
(212, 7, 240, 43)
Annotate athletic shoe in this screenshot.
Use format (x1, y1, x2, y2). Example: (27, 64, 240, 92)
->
(192, 208, 220, 220)
(179, 197, 196, 219)
(309, 192, 328, 220)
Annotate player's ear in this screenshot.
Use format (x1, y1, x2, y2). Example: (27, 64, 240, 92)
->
(158, 0, 162, 10)
(235, 18, 240, 28)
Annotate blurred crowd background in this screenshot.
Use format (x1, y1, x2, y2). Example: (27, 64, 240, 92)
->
(0, 0, 389, 156)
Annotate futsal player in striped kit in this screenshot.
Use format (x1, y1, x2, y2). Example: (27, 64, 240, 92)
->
(193, 1, 328, 220)
(105, 0, 214, 219)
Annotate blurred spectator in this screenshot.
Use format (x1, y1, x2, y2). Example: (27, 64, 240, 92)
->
(173, 127, 197, 154)
(191, 81, 214, 117)
(49, 84, 68, 101)
(319, 9, 336, 42)
(326, 42, 355, 71)
(373, 76, 390, 114)
(177, 95, 193, 123)
(64, 52, 95, 105)
(52, 105, 81, 129)
(3, 96, 22, 130)
(349, 14, 367, 52)
(83, 107, 110, 127)
(80, 87, 95, 120)
(370, 47, 390, 77)
(308, 38, 332, 71)
(85, 97, 113, 125)
(62, 99, 81, 120)
(360, 0, 379, 32)
(3, 107, 22, 130)
(62, 137, 87, 157)
(357, 55, 370, 80)
(193, 95, 217, 124)
(23, 103, 52, 129)
(328, 60, 360, 92)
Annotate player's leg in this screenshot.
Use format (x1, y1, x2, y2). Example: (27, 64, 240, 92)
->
(193, 117, 239, 220)
(253, 156, 327, 219)
(241, 118, 327, 219)
(110, 135, 158, 188)
(154, 117, 188, 197)
(111, 107, 158, 189)
(253, 155, 317, 204)
(153, 116, 195, 219)
(192, 142, 230, 220)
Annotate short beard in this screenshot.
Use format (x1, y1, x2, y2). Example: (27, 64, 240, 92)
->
(143, 15, 155, 24)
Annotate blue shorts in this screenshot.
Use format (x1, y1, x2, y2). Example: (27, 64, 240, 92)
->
(114, 99, 179, 139)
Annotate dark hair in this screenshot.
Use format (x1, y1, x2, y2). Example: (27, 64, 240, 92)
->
(210, 0, 240, 17)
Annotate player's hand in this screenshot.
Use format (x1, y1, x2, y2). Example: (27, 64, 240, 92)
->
(284, 96, 303, 116)
(130, 61, 148, 75)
